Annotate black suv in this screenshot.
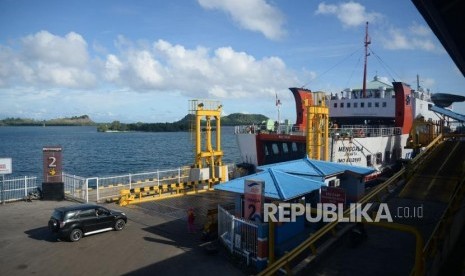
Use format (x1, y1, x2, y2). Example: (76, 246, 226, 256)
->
(48, 204, 127, 242)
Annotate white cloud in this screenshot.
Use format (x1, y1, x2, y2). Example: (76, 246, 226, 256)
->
(97, 38, 297, 99)
(409, 22, 431, 36)
(0, 31, 95, 88)
(1, 31, 299, 105)
(383, 26, 438, 52)
(127, 50, 165, 88)
(197, 0, 286, 40)
(315, 2, 381, 28)
(104, 54, 123, 81)
(421, 77, 435, 88)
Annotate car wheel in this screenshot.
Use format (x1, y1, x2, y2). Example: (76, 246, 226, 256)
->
(114, 219, 125, 231)
(69, 229, 83, 242)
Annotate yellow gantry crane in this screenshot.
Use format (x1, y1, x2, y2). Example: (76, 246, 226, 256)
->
(306, 92, 329, 161)
(189, 100, 226, 181)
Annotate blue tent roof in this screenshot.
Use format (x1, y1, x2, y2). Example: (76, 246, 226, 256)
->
(258, 157, 375, 177)
(215, 157, 375, 201)
(214, 168, 324, 201)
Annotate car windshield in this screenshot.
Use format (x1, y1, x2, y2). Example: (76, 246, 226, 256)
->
(51, 210, 64, 220)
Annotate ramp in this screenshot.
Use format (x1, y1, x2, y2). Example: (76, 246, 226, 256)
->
(400, 140, 465, 202)
(429, 105, 465, 122)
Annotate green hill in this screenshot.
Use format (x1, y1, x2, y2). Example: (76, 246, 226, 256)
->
(0, 115, 95, 126)
(97, 113, 269, 132)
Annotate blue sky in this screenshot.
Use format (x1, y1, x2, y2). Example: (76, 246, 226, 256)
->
(1, 0, 464, 123)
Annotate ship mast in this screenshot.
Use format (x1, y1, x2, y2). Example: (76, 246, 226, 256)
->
(362, 21, 370, 98)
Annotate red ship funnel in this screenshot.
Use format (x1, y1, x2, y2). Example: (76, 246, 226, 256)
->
(289, 87, 313, 131)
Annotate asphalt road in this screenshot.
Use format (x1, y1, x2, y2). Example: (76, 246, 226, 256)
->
(0, 199, 242, 276)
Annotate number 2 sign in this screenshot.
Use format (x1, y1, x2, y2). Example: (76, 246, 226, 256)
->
(43, 146, 62, 183)
(243, 179, 264, 221)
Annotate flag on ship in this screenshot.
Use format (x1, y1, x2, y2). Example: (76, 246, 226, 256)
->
(275, 93, 281, 107)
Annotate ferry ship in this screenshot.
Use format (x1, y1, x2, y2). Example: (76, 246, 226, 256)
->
(235, 23, 441, 176)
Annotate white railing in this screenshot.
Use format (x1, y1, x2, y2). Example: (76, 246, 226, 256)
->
(236, 124, 402, 139)
(1, 164, 235, 204)
(235, 125, 305, 135)
(0, 176, 38, 203)
(218, 204, 258, 265)
(332, 126, 402, 138)
(62, 173, 88, 203)
(63, 164, 235, 203)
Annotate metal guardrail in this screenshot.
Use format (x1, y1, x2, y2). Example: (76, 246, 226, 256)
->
(0, 176, 39, 203)
(62, 164, 236, 203)
(258, 134, 444, 276)
(235, 124, 402, 138)
(234, 125, 305, 135)
(218, 205, 259, 265)
(333, 126, 402, 138)
(421, 135, 465, 274)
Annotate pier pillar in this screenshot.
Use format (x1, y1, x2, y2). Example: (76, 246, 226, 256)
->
(42, 146, 64, 200)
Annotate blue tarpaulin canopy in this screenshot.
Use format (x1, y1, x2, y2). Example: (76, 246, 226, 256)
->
(215, 157, 375, 201)
(259, 157, 375, 178)
(214, 168, 324, 201)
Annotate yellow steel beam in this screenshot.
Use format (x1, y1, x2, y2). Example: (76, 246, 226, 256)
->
(126, 188, 213, 204)
(306, 104, 329, 161)
(192, 101, 223, 169)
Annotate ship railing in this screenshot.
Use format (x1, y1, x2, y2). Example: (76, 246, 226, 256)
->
(235, 124, 402, 138)
(330, 126, 402, 138)
(234, 125, 306, 136)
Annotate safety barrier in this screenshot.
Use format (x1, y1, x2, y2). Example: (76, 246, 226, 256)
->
(421, 166, 465, 274)
(63, 173, 88, 202)
(258, 134, 445, 276)
(0, 176, 38, 203)
(218, 205, 259, 267)
(117, 178, 222, 206)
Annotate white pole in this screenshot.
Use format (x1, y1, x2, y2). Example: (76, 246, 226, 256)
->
(129, 174, 132, 189)
(85, 179, 89, 203)
(1, 175, 4, 204)
(96, 178, 99, 203)
(157, 170, 160, 187)
(24, 176, 28, 197)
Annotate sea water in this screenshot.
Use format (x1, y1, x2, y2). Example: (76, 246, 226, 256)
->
(0, 126, 241, 179)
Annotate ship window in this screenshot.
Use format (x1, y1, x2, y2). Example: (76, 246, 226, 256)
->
(264, 145, 269, 156)
(368, 102, 372, 108)
(385, 151, 391, 163)
(366, 155, 372, 167)
(376, 152, 382, 164)
(382, 102, 387, 107)
(272, 144, 279, 155)
(347, 103, 351, 108)
(340, 103, 344, 108)
(361, 102, 365, 108)
(283, 143, 289, 153)
(333, 103, 337, 108)
(375, 102, 379, 108)
(292, 142, 298, 152)
(354, 102, 358, 108)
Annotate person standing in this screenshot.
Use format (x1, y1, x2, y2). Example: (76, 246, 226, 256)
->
(187, 207, 196, 233)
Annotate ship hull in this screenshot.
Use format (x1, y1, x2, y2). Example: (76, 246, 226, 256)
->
(236, 131, 412, 172)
